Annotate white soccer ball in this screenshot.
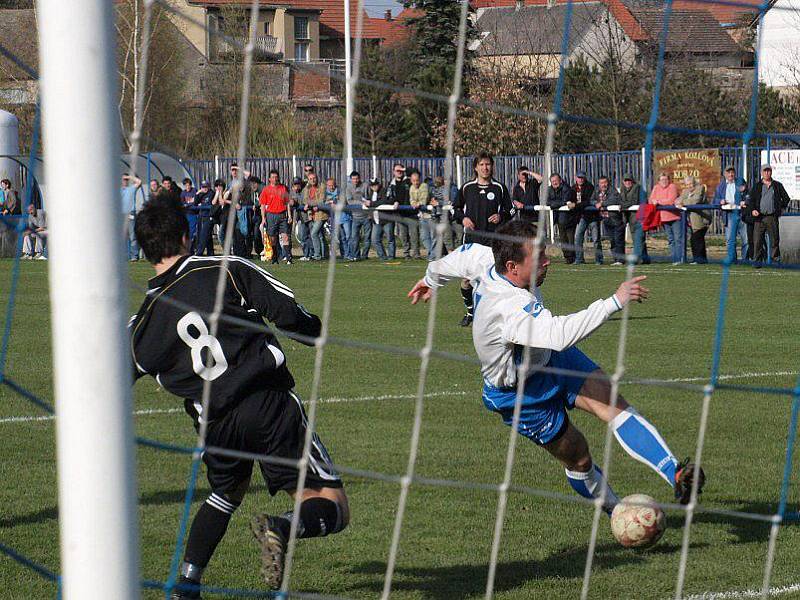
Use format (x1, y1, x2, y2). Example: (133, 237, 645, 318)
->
(610, 494, 666, 549)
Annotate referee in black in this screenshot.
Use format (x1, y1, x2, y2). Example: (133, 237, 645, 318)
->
(452, 152, 511, 326)
(130, 202, 349, 598)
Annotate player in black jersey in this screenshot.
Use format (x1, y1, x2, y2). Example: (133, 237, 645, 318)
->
(130, 202, 348, 599)
(452, 152, 511, 326)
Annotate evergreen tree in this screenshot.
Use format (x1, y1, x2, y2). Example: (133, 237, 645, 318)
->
(403, 0, 476, 153)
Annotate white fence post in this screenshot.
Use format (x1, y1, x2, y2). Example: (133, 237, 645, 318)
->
(742, 143, 748, 178)
(372, 154, 378, 180)
(292, 154, 297, 178)
(640, 146, 647, 191)
(38, 0, 140, 598)
(214, 154, 220, 182)
(455, 154, 462, 188)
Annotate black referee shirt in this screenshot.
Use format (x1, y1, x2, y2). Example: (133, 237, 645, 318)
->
(129, 255, 321, 420)
(453, 178, 511, 245)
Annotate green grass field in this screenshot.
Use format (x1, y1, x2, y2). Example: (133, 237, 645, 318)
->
(1, 257, 799, 599)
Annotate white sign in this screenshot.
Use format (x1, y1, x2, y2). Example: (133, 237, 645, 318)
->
(761, 149, 800, 200)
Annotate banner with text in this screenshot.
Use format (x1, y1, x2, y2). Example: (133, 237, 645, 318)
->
(653, 149, 721, 193)
(760, 149, 800, 199)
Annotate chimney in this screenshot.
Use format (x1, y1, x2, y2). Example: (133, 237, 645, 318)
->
(385, 9, 393, 21)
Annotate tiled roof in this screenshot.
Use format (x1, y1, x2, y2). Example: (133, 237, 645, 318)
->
(475, 3, 603, 55)
(473, 0, 649, 40)
(622, 0, 743, 52)
(671, 0, 762, 25)
(371, 7, 418, 45)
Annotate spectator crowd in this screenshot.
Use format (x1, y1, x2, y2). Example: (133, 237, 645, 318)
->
(114, 157, 793, 268)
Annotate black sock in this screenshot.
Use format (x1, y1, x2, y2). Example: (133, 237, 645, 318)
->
(183, 494, 239, 572)
(460, 285, 474, 316)
(273, 497, 343, 540)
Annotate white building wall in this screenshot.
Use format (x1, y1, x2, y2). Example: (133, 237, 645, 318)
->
(758, 0, 800, 89)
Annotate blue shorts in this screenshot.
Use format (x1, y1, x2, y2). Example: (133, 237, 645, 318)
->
(481, 347, 599, 445)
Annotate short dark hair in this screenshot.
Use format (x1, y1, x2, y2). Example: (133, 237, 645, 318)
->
(492, 220, 538, 274)
(598, 175, 610, 182)
(162, 175, 173, 183)
(182, 177, 192, 185)
(134, 201, 188, 264)
(725, 166, 736, 173)
(268, 169, 279, 178)
(0, 178, 10, 187)
(473, 152, 494, 171)
(518, 165, 529, 172)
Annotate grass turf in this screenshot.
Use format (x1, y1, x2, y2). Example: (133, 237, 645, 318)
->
(0, 257, 798, 599)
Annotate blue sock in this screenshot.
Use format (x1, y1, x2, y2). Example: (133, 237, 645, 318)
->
(612, 407, 678, 487)
(565, 464, 619, 515)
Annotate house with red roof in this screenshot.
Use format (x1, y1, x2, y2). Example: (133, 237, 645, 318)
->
(372, 0, 760, 88)
(162, 0, 388, 105)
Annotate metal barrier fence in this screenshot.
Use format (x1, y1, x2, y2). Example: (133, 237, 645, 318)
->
(181, 146, 795, 238)
(180, 147, 775, 193)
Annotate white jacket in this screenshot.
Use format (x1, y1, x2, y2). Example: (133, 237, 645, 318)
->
(423, 243, 621, 388)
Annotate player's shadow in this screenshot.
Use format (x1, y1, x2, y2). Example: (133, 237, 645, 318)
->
(686, 500, 799, 545)
(349, 541, 703, 599)
(0, 485, 270, 529)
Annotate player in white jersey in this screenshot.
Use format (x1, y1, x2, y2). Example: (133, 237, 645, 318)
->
(408, 220, 705, 508)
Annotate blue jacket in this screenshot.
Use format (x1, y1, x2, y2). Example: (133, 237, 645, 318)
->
(712, 177, 746, 224)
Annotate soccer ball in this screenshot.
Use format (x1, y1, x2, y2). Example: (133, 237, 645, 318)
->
(610, 494, 666, 548)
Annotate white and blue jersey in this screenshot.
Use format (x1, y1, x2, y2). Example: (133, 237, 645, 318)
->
(423, 243, 622, 444)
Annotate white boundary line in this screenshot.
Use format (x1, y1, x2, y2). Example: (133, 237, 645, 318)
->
(0, 389, 470, 424)
(1, 370, 796, 426)
(678, 582, 800, 599)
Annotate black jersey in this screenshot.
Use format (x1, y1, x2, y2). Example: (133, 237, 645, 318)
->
(129, 255, 321, 420)
(453, 178, 511, 245)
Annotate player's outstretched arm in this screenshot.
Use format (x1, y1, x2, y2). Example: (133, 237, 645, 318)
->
(503, 276, 648, 352)
(408, 243, 494, 304)
(234, 261, 322, 344)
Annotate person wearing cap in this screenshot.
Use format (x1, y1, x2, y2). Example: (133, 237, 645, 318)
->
(368, 178, 394, 260)
(387, 163, 412, 259)
(593, 175, 624, 264)
(649, 172, 682, 264)
(573, 171, 600, 265)
(712, 166, 749, 262)
(346, 170, 372, 261)
(547, 173, 579, 263)
(750, 164, 791, 264)
(194, 180, 215, 256)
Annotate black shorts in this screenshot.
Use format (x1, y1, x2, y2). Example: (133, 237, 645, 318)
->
(200, 389, 342, 496)
(265, 212, 290, 236)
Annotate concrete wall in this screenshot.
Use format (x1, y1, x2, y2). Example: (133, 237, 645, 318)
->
(780, 215, 800, 264)
(164, 0, 208, 56)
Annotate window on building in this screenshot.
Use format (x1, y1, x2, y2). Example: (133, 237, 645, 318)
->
(294, 16, 309, 40)
(263, 21, 270, 36)
(294, 42, 309, 62)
